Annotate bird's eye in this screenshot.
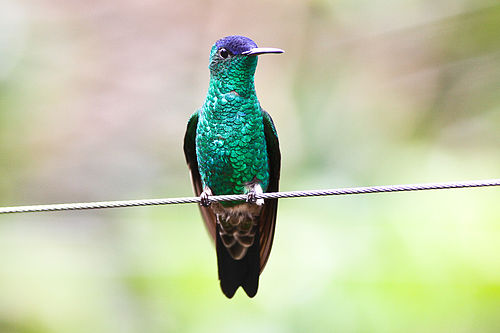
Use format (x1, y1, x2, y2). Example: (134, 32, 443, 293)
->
(219, 48, 230, 59)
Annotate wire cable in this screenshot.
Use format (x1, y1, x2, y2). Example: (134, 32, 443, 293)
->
(0, 178, 499, 214)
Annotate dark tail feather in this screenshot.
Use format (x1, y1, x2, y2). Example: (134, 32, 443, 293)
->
(216, 224, 260, 298)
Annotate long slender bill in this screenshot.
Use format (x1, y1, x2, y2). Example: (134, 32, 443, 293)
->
(242, 47, 284, 56)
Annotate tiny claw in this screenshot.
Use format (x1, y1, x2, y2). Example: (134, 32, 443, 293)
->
(246, 183, 264, 205)
(200, 192, 211, 207)
(200, 187, 213, 207)
(246, 191, 257, 204)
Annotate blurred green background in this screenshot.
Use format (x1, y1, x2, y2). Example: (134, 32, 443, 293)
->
(1, 0, 500, 332)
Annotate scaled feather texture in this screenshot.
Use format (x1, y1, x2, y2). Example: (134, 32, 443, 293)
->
(184, 35, 282, 298)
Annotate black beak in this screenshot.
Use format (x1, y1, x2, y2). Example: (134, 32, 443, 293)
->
(242, 47, 284, 56)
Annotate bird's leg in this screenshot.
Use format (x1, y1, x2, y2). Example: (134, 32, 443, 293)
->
(246, 183, 264, 206)
(200, 187, 213, 207)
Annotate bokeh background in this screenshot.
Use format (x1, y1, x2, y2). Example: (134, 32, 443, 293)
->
(1, 0, 500, 332)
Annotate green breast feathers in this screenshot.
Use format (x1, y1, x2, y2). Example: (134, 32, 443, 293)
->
(195, 92, 270, 198)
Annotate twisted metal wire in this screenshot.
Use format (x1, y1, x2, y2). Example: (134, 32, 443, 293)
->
(0, 178, 499, 214)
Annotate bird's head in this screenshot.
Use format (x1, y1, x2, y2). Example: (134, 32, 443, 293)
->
(208, 36, 283, 95)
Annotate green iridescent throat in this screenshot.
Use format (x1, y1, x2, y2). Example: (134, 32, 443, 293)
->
(195, 46, 270, 203)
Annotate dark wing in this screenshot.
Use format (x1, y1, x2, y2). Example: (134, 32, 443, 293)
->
(183, 110, 217, 240)
(259, 109, 281, 271)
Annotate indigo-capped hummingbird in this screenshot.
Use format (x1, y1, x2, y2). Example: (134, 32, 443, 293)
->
(184, 36, 282, 298)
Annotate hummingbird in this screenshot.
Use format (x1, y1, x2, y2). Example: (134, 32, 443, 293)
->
(183, 35, 282, 298)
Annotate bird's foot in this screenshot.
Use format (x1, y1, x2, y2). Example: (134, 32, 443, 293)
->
(246, 184, 264, 206)
(200, 187, 213, 207)
(246, 191, 257, 204)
